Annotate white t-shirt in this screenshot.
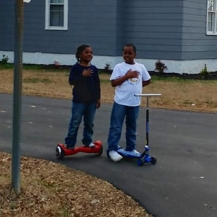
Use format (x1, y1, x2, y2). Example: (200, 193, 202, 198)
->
(110, 62, 151, 106)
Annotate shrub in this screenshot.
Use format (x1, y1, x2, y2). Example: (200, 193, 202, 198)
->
(102, 63, 112, 74)
(155, 60, 167, 74)
(0, 55, 9, 64)
(199, 64, 209, 79)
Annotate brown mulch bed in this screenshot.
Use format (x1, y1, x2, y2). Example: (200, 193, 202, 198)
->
(0, 152, 152, 217)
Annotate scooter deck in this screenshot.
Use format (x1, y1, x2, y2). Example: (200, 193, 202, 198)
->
(117, 147, 142, 159)
(116, 146, 157, 166)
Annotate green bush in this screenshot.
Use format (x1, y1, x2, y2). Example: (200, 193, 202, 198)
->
(155, 60, 167, 74)
(0, 55, 9, 64)
(199, 64, 209, 79)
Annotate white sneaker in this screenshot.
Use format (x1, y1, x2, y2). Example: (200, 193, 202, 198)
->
(88, 142, 95, 148)
(109, 150, 123, 162)
(132, 149, 140, 155)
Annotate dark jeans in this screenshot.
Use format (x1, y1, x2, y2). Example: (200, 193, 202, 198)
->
(107, 102, 139, 152)
(65, 101, 96, 148)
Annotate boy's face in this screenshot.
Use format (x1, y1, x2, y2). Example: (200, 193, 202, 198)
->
(123, 46, 136, 64)
(80, 47, 93, 63)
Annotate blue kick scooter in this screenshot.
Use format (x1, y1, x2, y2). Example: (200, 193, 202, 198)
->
(116, 93, 161, 166)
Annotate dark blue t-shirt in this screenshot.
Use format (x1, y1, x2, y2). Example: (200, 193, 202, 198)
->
(69, 63, 101, 103)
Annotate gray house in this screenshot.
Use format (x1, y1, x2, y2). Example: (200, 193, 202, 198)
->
(0, 0, 217, 74)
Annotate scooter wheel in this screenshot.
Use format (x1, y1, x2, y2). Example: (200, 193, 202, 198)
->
(56, 145, 65, 160)
(151, 157, 157, 164)
(137, 159, 144, 166)
(96, 145, 103, 156)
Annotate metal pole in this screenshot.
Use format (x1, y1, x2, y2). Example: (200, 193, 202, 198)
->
(146, 97, 149, 146)
(12, 0, 24, 194)
(134, 94, 161, 147)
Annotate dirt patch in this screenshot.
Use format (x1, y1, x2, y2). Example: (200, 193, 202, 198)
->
(0, 69, 217, 113)
(0, 152, 151, 217)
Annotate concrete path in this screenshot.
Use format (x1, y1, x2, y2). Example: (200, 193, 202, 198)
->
(0, 93, 217, 217)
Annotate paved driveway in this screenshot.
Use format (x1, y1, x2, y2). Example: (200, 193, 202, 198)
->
(0, 93, 217, 217)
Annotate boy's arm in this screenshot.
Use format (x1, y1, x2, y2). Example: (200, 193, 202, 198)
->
(111, 74, 129, 87)
(111, 69, 139, 87)
(142, 79, 151, 87)
(141, 65, 151, 87)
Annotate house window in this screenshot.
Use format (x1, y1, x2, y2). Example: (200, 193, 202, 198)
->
(207, 0, 217, 35)
(45, 0, 68, 30)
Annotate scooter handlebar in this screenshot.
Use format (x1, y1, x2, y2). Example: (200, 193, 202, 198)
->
(134, 94, 161, 97)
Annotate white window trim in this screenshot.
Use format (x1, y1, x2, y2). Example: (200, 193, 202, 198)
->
(206, 0, 217, 35)
(45, 0, 68, 31)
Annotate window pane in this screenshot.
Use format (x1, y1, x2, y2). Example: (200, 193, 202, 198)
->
(208, 12, 215, 31)
(216, 15, 217, 32)
(208, 12, 213, 22)
(208, 22, 212, 31)
(208, 0, 214, 11)
(50, 0, 64, 4)
(50, 5, 64, 26)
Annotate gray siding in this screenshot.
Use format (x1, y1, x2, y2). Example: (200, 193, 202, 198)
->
(0, 0, 121, 56)
(0, 0, 184, 60)
(0, 1, 15, 51)
(67, 1, 120, 56)
(1, 0, 217, 61)
(182, 0, 217, 60)
(123, 0, 184, 60)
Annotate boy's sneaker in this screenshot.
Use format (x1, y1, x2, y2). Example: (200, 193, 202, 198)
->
(87, 142, 95, 148)
(109, 150, 123, 162)
(132, 149, 140, 155)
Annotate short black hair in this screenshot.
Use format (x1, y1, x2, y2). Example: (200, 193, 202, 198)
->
(123, 43, 136, 53)
(75, 44, 90, 62)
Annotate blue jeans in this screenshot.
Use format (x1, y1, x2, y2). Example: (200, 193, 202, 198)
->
(65, 102, 96, 148)
(107, 102, 139, 152)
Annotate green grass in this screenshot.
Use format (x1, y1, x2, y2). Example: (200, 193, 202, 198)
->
(0, 63, 13, 69)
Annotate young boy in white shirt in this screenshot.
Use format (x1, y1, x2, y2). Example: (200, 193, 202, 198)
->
(107, 44, 151, 162)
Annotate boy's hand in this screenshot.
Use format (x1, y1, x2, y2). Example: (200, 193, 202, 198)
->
(125, 69, 139, 79)
(96, 99, 101, 109)
(82, 68, 93, 77)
